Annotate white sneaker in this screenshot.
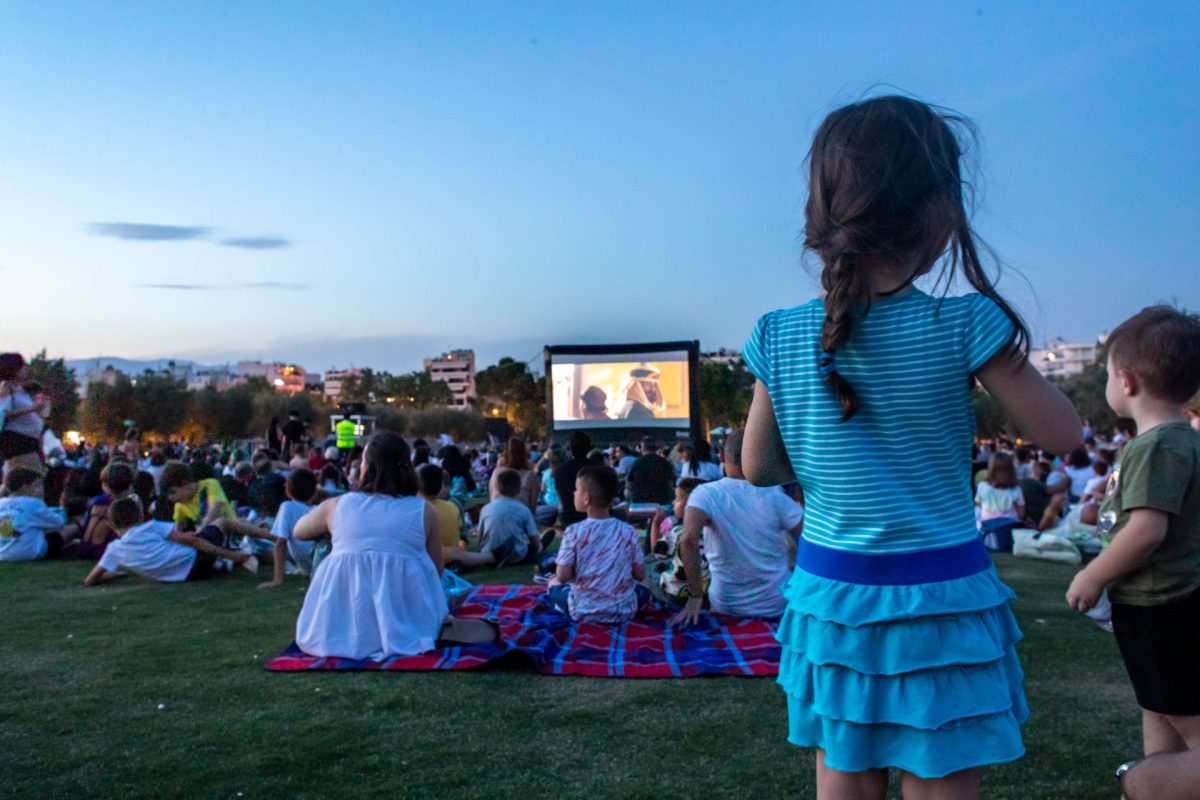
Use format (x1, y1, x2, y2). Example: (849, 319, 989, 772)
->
(241, 556, 260, 575)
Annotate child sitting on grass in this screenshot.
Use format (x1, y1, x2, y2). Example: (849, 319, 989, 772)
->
(158, 462, 235, 533)
(1066, 306, 1200, 800)
(77, 460, 135, 560)
(477, 468, 544, 567)
(648, 477, 710, 605)
(0, 468, 79, 560)
(548, 466, 648, 623)
(418, 464, 493, 571)
(84, 496, 257, 585)
(255, 468, 320, 589)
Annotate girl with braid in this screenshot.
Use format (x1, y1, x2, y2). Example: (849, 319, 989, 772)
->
(739, 96, 1083, 799)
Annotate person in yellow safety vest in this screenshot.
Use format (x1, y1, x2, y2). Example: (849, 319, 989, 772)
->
(335, 418, 356, 450)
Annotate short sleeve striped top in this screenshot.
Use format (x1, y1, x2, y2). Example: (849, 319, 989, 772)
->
(742, 289, 1014, 554)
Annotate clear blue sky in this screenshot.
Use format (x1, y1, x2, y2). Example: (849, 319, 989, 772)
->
(2, 2, 1197, 373)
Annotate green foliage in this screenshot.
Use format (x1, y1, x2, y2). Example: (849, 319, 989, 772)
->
(340, 369, 454, 410)
(405, 407, 487, 441)
(25, 350, 79, 433)
(698, 360, 755, 429)
(475, 357, 545, 436)
(972, 387, 1014, 439)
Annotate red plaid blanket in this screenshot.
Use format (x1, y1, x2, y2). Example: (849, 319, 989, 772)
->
(266, 584, 780, 678)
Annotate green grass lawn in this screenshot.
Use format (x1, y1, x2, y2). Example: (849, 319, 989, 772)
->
(1, 554, 1137, 799)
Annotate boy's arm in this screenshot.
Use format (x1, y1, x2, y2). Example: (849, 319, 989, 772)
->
(552, 530, 575, 584)
(84, 564, 124, 586)
(219, 517, 280, 542)
(168, 530, 244, 561)
(260, 539, 288, 590)
(1066, 508, 1168, 611)
(669, 507, 710, 627)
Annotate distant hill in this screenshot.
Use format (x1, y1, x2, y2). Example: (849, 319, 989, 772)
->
(65, 357, 222, 376)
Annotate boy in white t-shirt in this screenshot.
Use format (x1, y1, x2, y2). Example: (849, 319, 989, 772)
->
(0, 468, 79, 561)
(548, 466, 648, 623)
(671, 428, 805, 625)
(83, 497, 256, 586)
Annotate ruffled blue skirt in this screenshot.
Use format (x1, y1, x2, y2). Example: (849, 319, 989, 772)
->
(778, 538, 1027, 778)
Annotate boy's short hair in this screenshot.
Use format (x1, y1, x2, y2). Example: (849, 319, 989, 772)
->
(252, 454, 274, 477)
(1107, 305, 1200, 403)
(577, 465, 618, 508)
(676, 477, 706, 495)
(101, 461, 135, 495)
(2, 468, 42, 495)
(158, 462, 193, 494)
(494, 468, 522, 498)
(286, 468, 318, 503)
(416, 464, 444, 497)
(109, 496, 143, 530)
(234, 461, 254, 481)
(1032, 461, 1052, 482)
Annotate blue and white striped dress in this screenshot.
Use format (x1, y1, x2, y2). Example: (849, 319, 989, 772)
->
(743, 288, 1027, 778)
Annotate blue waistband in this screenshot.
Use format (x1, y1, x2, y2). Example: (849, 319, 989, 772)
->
(797, 537, 991, 585)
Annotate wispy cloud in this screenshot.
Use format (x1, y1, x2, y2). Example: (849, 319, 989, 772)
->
(89, 222, 212, 242)
(138, 282, 308, 291)
(219, 236, 291, 250)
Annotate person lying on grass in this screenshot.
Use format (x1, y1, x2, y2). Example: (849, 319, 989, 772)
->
(0, 468, 82, 561)
(547, 466, 649, 623)
(84, 496, 259, 586)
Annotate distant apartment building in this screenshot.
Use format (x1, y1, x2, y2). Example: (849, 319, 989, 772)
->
(1030, 337, 1102, 379)
(423, 349, 476, 410)
(323, 367, 362, 402)
(701, 348, 743, 367)
(186, 368, 244, 392)
(236, 361, 307, 395)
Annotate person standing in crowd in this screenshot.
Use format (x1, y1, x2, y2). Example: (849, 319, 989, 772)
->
(0, 353, 48, 476)
(626, 437, 675, 504)
(738, 96, 1082, 797)
(280, 410, 306, 456)
(266, 417, 284, 454)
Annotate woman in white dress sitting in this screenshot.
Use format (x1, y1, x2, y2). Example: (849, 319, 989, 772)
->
(293, 431, 493, 659)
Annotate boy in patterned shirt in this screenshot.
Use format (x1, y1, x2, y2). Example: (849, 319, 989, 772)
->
(548, 466, 648, 623)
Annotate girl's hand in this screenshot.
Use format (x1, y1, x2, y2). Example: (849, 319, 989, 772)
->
(1066, 570, 1103, 612)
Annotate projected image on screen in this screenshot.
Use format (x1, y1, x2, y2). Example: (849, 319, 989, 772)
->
(550, 352, 690, 430)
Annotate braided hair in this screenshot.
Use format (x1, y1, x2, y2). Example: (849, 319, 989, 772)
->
(804, 95, 1029, 421)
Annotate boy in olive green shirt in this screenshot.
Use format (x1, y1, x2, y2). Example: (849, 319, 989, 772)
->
(1066, 306, 1200, 800)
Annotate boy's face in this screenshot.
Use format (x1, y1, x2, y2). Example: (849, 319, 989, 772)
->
(573, 477, 590, 513)
(672, 488, 688, 519)
(1104, 356, 1133, 418)
(169, 482, 198, 504)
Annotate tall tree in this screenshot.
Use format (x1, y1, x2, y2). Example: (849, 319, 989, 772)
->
(26, 351, 80, 434)
(475, 357, 544, 436)
(698, 360, 755, 431)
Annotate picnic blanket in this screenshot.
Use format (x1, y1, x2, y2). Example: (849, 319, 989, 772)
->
(266, 584, 780, 678)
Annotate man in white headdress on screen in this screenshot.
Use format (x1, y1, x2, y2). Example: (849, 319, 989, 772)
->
(617, 364, 666, 421)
